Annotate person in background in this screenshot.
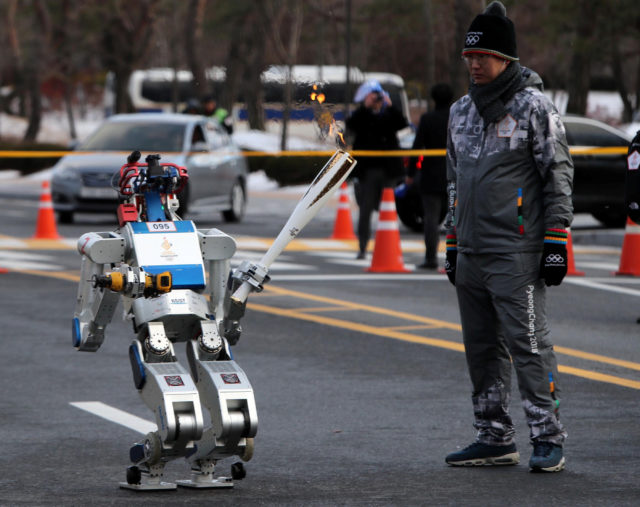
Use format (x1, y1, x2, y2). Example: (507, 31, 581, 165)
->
(346, 80, 408, 259)
(203, 95, 233, 134)
(624, 129, 640, 223)
(443, 1, 573, 472)
(406, 83, 454, 269)
(182, 98, 202, 115)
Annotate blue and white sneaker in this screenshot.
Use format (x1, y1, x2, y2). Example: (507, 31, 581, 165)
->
(445, 442, 520, 466)
(529, 441, 565, 472)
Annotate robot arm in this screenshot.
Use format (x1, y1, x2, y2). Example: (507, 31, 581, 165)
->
(73, 231, 172, 352)
(73, 232, 126, 351)
(198, 228, 270, 344)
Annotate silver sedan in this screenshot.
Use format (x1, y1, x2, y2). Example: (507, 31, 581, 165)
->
(51, 113, 248, 223)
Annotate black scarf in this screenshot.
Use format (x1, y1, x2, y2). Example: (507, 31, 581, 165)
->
(469, 61, 524, 126)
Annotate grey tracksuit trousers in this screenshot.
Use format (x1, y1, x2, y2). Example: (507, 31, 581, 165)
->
(456, 251, 567, 446)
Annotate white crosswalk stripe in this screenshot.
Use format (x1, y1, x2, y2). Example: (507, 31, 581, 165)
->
(0, 250, 63, 270)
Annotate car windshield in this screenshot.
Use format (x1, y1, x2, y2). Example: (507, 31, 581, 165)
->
(77, 122, 186, 152)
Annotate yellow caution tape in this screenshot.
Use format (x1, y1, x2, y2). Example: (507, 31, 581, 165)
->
(0, 147, 629, 158)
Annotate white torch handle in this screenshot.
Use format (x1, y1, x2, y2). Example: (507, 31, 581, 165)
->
(231, 150, 357, 304)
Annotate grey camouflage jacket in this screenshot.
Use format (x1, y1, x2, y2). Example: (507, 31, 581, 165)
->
(445, 68, 573, 254)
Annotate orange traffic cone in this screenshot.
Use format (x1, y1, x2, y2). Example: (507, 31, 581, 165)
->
(615, 217, 640, 276)
(330, 182, 357, 240)
(367, 187, 410, 273)
(33, 181, 61, 240)
(566, 228, 584, 276)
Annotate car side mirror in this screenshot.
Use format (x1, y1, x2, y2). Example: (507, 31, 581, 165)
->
(191, 141, 209, 152)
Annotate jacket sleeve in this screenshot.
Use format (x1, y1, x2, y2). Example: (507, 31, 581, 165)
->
(530, 103, 574, 229)
(625, 131, 640, 223)
(444, 118, 457, 232)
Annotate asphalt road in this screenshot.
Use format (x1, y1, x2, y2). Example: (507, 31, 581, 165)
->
(1, 181, 639, 506)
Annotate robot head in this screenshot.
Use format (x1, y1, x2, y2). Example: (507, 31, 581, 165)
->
(117, 152, 189, 224)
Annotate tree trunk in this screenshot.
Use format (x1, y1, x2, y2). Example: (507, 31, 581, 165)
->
(6, 0, 26, 117)
(423, 0, 434, 98)
(23, 67, 42, 142)
(185, 0, 208, 100)
(23, 0, 51, 142)
(566, 1, 597, 115)
(610, 34, 633, 123)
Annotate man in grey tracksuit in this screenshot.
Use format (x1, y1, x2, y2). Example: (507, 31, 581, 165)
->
(443, 2, 573, 473)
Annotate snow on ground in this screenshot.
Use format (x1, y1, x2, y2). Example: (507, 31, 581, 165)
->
(0, 110, 104, 146)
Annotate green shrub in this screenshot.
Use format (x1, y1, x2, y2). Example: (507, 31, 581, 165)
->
(249, 155, 328, 187)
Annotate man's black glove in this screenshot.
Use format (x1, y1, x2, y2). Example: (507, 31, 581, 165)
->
(444, 234, 457, 286)
(540, 229, 568, 286)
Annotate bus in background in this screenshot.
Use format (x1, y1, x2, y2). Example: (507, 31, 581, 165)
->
(116, 65, 412, 143)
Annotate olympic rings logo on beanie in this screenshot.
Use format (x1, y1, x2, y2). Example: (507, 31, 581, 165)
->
(466, 33, 481, 46)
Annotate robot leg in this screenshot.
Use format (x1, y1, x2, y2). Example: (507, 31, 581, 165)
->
(120, 321, 205, 491)
(176, 320, 258, 488)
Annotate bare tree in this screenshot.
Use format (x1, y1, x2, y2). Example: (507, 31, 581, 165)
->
(185, 0, 208, 101)
(23, 0, 51, 141)
(101, 0, 160, 113)
(221, 3, 267, 130)
(53, 0, 79, 139)
(260, 0, 304, 150)
(3, 0, 26, 117)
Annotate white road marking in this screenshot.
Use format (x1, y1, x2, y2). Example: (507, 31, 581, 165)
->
(70, 401, 155, 434)
(564, 277, 640, 297)
(576, 261, 620, 271)
(0, 250, 63, 270)
(268, 273, 444, 281)
(232, 251, 313, 271)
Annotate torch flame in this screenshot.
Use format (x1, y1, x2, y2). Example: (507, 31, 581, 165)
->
(310, 83, 326, 104)
(329, 120, 347, 149)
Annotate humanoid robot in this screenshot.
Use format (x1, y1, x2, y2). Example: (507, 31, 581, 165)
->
(72, 151, 268, 490)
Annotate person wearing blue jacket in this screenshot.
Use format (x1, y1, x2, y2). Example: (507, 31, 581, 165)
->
(346, 80, 408, 259)
(443, 1, 573, 473)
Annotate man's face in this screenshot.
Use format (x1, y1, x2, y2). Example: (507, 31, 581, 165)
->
(463, 53, 508, 85)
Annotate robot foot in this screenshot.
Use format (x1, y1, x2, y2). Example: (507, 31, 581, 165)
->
(119, 464, 177, 491)
(176, 459, 243, 489)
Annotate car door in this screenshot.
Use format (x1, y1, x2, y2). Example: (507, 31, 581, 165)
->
(203, 120, 242, 203)
(185, 122, 220, 206)
(565, 118, 628, 217)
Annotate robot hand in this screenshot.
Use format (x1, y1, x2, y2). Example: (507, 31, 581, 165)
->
(222, 261, 270, 345)
(231, 260, 270, 294)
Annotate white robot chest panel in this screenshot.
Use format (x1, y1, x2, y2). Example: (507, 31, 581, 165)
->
(127, 221, 205, 290)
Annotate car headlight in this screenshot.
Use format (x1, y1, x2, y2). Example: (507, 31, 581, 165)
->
(52, 163, 79, 181)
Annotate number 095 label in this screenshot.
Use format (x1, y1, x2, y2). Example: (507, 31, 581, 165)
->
(146, 222, 177, 232)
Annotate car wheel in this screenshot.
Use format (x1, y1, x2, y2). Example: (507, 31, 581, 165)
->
(57, 210, 73, 224)
(395, 187, 448, 233)
(591, 208, 627, 228)
(222, 181, 246, 223)
(395, 190, 423, 232)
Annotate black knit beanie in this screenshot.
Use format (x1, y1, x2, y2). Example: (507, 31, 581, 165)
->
(462, 1, 518, 61)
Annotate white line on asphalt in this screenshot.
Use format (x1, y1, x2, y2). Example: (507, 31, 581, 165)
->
(564, 278, 640, 297)
(265, 273, 444, 281)
(576, 261, 620, 271)
(70, 401, 155, 434)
